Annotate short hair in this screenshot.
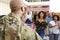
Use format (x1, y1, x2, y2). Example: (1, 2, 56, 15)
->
(38, 11, 46, 19)
(52, 15, 59, 21)
(10, 0, 24, 12)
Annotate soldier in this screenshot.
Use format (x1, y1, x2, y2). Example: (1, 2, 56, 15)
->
(0, 0, 42, 40)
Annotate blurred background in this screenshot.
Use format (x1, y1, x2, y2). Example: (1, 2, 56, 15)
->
(0, 0, 60, 40)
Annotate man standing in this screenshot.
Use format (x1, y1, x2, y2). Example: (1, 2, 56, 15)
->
(0, 0, 42, 40)
(45, 12, 52, 24)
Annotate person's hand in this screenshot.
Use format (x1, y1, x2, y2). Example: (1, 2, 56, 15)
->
(49, 24, 54, 28)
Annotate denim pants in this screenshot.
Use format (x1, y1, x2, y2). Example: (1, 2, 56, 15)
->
(49, 34, 59, 40)
(36, 30, 45, 38)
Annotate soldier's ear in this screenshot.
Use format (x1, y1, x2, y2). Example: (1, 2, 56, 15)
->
(21, 7, 24, 12)
(21, 7, 25, 12)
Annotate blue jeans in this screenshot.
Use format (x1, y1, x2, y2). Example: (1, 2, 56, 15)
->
(36, 30, 45, 38)
(49, 34, 59, 40)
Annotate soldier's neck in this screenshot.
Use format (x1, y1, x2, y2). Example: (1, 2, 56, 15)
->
(12, 12, 23, 24)
(13, 11, 21, 18)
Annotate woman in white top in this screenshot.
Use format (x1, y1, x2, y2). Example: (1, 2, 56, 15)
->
(49, 15, 60, 40)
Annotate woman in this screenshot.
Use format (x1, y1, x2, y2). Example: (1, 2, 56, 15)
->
(49, 15, 60, 40)
(33, 14, 39, 24)
(35, 11, 48, 38)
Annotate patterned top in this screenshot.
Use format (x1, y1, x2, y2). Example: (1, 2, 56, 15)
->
(35, 21, 48, 30)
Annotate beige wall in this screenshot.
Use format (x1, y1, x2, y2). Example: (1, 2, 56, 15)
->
(26, 6, 49, 12)
(0, 2, 11, 15)
(34, 0, 41, 2)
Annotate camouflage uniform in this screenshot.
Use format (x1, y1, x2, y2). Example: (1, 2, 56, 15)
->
(0, 13, 42, 40)
(0, 0, 42, 40)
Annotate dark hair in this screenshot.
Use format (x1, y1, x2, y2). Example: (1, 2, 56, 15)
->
(38, 11, 46, 19)
(34, 14, 38, 21)
(52, 15, 59, 21)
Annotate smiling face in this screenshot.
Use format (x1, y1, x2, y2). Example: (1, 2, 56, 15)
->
(53, 15, 59, 21)
(40, 12, 44, 19)
(38, 11, 46, 19)
(54, 16, 58, 21)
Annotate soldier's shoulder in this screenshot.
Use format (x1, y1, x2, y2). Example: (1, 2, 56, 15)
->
(0, 15, 7, 23)
(1, 15, 9, 20)
(1, 14, 16, 21)
(0, 15, 7, 27)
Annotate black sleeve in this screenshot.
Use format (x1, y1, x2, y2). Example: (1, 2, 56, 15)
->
(34, 21, 39, 25)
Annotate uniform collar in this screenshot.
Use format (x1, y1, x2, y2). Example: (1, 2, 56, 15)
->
(9, 12, 22, 23)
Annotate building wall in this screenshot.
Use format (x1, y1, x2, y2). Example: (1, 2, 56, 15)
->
(26, 6, 49, 12)
(0, 2, 11, 15)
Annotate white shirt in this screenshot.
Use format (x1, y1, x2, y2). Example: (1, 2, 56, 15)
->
(49, 21, 59, 34)
(25, 12, 32, 21)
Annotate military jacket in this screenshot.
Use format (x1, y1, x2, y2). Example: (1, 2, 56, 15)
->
(0, 12, 42, 40)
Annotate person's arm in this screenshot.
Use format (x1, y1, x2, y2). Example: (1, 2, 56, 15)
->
(49, 21, 55, 28)
(21, 24, 43, 40)
(49, 24, 54, 28)
(44, 20, 49, 35)
(58, 22, 60, 29)
(45, 25, 49, 36)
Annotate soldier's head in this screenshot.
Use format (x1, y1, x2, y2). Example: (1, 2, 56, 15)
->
(10, 0, 24, 16)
